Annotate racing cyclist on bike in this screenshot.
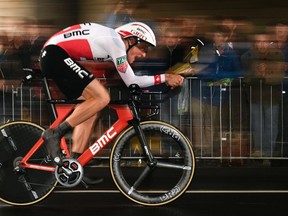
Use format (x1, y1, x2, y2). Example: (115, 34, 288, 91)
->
(40, 22, 184, 173)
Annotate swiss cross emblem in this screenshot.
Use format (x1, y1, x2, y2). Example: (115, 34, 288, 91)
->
(116, 56, 128, 73)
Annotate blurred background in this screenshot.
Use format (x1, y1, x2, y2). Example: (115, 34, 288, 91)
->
(0, 0, 288, 166)
(0, 0, 287, 28)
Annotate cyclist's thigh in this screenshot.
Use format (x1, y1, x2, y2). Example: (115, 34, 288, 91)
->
(40, 45, 94, 99)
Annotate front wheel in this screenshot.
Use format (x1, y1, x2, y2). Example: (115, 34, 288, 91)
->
(0, 121, 57, 206)
(110, 121, 195, 206)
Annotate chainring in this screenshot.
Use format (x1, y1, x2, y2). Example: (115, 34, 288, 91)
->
(55, 158, 83, 187)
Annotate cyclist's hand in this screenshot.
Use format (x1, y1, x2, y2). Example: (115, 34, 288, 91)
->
(165, 73, 184, 89)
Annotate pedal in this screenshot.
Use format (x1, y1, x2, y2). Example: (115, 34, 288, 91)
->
(55, 158, 83, 187)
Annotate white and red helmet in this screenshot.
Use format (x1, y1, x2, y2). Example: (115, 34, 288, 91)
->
(115, 22, 156, 47)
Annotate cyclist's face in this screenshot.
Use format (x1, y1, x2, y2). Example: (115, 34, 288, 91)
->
(127, 42, 149, 64)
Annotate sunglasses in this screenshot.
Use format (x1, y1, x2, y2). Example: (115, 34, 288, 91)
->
(135, 42, 150, 53)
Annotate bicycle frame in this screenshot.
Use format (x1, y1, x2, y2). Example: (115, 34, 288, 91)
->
(18, 73, 158, 175)
(1, 73, 194, 207)
(19, 101, 137, 172)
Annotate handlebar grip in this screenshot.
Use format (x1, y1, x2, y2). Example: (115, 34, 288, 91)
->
(21, 68, 43, 83)
(22, 74, 34, 83)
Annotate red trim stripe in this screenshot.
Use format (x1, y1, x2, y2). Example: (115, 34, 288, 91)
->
(154, 74, 161, 85)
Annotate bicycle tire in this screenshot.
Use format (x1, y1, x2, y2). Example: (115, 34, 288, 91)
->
(0, 121, 57, 206)
(110, 121, 195, 206)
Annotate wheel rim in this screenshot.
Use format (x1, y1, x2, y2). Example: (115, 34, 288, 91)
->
(110, 121, 195, 206)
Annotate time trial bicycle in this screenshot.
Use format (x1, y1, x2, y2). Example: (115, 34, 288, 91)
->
(0, 69, 195, 206)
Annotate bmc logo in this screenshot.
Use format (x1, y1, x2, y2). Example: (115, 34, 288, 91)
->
(89, 127, 117, 155)
(64, 29, 90, 38)
(64, 58, 89, 79)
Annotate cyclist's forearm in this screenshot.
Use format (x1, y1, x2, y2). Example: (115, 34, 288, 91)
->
(119, 71, 166, 88)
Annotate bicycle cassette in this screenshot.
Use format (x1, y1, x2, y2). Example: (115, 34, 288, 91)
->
(55, 158, 83, 187)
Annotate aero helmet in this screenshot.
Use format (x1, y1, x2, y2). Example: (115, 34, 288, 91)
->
(115, 22, 156, 47)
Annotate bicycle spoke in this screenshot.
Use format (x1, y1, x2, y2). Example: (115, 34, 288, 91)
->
(156, 161, 191, 170)
(1, 128, 18, 151)
(0, 121, 57, 205)
(129, 165, 153, 194)
(111, 121, 195, 206)
(18, 175, 39, 200)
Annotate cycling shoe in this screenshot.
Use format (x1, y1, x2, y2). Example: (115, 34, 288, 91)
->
(42, 129, 63, 166)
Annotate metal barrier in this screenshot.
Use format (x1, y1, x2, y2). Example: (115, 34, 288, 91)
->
(1, 77, 288, 165)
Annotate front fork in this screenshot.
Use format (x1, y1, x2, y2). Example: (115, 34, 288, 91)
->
(129, 119, 157, 167)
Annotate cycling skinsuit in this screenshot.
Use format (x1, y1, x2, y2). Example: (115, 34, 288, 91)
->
(40, 22, 165, 99)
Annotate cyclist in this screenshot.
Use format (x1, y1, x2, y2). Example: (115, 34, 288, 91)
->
(40, 22, 184, 170)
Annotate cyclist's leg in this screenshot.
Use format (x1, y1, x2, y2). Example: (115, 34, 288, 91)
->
(40, 45, 110, 164)
(43, 79, 110, 165)
(71, 112, 99, 153)
(70, 113, 104, 184)
(65, 79, 110, 127)
(53, 117, 105, 187)
(42, 121, 72, 165)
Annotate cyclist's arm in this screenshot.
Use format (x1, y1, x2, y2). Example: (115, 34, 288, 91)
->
(117, 59, 166, 88)
(101, 36, 165, 88)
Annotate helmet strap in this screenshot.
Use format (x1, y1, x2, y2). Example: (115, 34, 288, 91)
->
(126, 37, 140, 53)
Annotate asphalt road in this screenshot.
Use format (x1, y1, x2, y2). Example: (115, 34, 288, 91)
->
(1, 166, 288, 216)
(1, 191, 288, 216)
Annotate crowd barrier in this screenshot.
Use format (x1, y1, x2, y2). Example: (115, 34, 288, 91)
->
(1, 77, 288, 166)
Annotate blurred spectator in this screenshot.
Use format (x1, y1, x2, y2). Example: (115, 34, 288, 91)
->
(269, 20, 288, 73)
(154, 27, 186, 127)
(2, 17, 33, 122)
(0, 32, 8, 62)
(27, 19, 56, 70)
(5, 17, 31, 68)
(242, 30, 285, 157)
(0, 17, 55, 124)
(104, 0, 139, 28)
(180, 16, 208, 59)
(0, 32, 8, 88)
(177, 17, 207, 131)
(1, 16, 57, 70)
(218, 16, 237, 48)
(269, 21, 288, 157)
(150, 17, 207, 131)
(191, 25, 242, 156)
(153, 18, 180, 48)
(157, 27, 186, 69)
(0, 17, 25, 85)
(218, 16, 254, 58)
(0, 30, 15, 123)
(27, 18, 44, 69)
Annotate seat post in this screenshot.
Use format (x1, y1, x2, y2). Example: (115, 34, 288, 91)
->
(42, 76, 57, 121)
